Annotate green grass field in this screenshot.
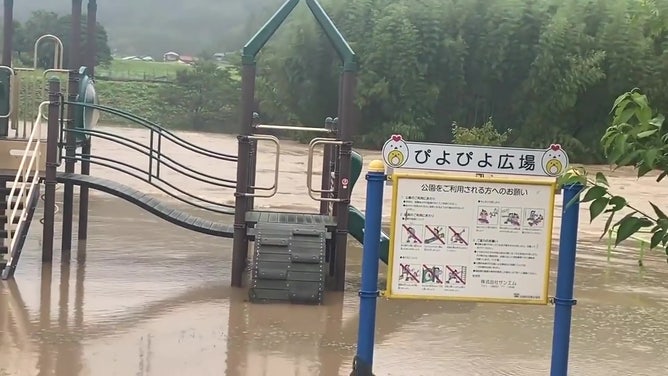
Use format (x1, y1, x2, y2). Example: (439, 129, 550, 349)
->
(96, 59, 190, 80)
(10, 58, 239, 127)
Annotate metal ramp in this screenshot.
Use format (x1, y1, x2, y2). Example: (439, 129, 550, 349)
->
(248, 221, 329, 304)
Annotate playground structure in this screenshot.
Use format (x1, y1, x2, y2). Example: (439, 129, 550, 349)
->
(0, 0, 389, 304)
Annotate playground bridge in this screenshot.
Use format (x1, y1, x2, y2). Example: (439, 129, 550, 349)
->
(0, 0, 390, 305)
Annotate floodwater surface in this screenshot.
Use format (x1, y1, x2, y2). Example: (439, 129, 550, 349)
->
(1, 126, 668, 375)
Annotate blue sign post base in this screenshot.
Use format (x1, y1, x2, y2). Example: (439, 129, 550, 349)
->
(350, 356, 375, 376)
(350, 160, 386, 376)
(549, 184, 582, 376)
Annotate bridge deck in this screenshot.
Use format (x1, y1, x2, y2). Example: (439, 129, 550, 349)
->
(55, 172, 234, 238)
(245, 210, 336, 228)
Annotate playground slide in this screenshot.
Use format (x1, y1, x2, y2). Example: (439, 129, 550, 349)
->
(348, 206, 390, 264)
(347, 150, 390, 265)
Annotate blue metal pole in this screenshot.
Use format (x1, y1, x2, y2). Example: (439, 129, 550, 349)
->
(550, 184, 582, 376)
(351, 160, 386, 376)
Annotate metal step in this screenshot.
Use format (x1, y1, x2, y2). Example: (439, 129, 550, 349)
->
(248, 222, 328, 305)
(0, 229, 16, 238)
(0, 215, 21, 225)
(0, 201, 24, 210)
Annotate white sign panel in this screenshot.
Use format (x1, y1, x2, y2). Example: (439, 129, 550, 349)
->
(381, 135, 569, 177)
(386, 174, 556, 304)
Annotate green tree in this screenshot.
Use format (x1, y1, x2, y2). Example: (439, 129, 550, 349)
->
(157, 61, 239, 131)
(13, 11, 112, 69)
(559, 89, 668, 264)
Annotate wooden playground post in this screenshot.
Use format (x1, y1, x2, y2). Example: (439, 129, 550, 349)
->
(43, 78, 61, 262)
(61, 0, 83, 257)
(231, 62, 256, 287)
(0, 0, 14, 138)
(332, 70, 356, 291)
(78, 0, 97, 243)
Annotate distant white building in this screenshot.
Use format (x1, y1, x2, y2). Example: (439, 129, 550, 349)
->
(163, 51, 180, 62)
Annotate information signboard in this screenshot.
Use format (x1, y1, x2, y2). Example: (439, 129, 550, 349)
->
(381, 134, 570, 177)
(385, 173, 556, 304)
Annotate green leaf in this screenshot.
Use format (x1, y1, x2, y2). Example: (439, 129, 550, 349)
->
(651, 230, 665, 249)
(617, 149, 643, 167)
(649, 202, 668, 219)
(611, 95, 630, 113)
(637, 129, 658, 138)
(607, 134, 628, 163)
(657, 171, 668, 182)
(657, 218, 668, 231)
(582, 186, 607, 203)
(564, 185, 586, 209)
(615, 108, 636, 126)
(609, 195, 626, 210)
(600, 211, 616, 240)
(650, 113, 665, 128)
(643, 148, 659, 169)
(637, 163, 653, 177)
(595, 172, 609, 187)
(589, 197, 610, 222)
(615, 216, 645, 246)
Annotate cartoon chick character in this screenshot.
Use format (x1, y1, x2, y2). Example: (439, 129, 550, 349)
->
(382, 134, 409, 168)
(541, 144, 569, 177)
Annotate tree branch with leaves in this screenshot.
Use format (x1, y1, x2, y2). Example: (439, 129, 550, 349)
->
(558, 89, 668, 263)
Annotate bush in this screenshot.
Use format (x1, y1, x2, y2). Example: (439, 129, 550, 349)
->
(451, 118, 511, 146)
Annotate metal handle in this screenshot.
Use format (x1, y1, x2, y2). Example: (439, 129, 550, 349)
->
(43, 68, 71, 77)
(243, 135, 280, 198)
(34, 34, 65, 70)
(254, 123, 335, 134)
(0, 66, 15, 119)
(42, 69, 70, 121)
(307, 137, 344, 202)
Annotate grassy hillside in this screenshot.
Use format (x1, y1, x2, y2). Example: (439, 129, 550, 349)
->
(15, 0, 284, 58)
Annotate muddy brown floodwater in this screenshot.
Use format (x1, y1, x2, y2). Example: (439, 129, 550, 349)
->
(1, 126, 668, 375)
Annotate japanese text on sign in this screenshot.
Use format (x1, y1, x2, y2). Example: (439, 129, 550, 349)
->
(381, 135, 569, 177)
(386, 173, 556, 304)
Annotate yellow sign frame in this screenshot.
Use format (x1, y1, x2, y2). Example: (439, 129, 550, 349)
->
(384, 172, 557, 305)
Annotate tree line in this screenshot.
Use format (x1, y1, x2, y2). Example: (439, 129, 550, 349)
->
(5, 1, 668, 164)
(253, 0, 668, 163)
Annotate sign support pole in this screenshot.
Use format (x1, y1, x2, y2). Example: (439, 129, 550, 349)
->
(550, 184, 582, 376)
(351, 160, 385, 376)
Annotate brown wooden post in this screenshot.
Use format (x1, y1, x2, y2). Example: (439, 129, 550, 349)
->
(61, 0, 83, 257)
(0, 0, 14, 137)
(85, 0, 97, 76)
(332, 71, 357, 292)
(78, 0, 96, 242)
(42, 78, 61, 262)
(231, 63, 256, 287)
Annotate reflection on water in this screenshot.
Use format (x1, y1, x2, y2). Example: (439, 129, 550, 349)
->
(0, 127, 667, 375)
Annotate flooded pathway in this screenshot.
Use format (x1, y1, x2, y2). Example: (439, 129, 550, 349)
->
(1, 126, 667, 375)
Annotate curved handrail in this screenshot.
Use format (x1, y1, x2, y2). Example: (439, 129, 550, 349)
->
(64, 127, 236, 187)
(63, 101, 238, 161)
(62, 155, 235, 214)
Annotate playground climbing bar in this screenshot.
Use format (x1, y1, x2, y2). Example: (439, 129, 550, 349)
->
(550, 184, 582, 376)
